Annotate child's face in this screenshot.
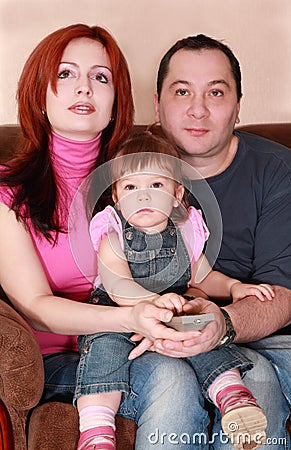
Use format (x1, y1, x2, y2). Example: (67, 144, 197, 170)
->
(113, 168, 184, 233)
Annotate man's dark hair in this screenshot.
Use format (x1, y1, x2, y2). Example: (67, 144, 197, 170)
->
(157, 34, 242, 101)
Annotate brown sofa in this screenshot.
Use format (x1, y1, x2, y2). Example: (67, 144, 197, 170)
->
(0, 123, 290, 450)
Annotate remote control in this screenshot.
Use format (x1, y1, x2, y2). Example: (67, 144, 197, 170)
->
(166, 313, 215, 332)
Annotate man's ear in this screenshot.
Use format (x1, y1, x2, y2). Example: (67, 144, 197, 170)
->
(153, 93, 160, 122)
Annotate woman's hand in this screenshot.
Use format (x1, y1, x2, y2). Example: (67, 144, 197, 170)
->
(126, 301, 202, 359)
(151, 298, 226, 358)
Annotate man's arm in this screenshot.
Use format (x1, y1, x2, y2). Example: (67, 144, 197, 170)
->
(151, 285, 291, 358)
(225, 285, 291, 343)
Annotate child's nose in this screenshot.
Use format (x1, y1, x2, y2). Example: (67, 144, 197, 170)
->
(137, 189, 151, 201)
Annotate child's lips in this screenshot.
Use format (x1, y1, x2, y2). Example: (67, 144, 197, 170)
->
(137, 208, 154, 213)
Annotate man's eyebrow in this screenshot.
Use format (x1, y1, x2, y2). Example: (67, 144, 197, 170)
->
(208, 79, 230, 88)
(169, 80, 191, 89)
(169, 79, 231, 89)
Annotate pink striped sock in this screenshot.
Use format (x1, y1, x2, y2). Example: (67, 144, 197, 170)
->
(79, 405, 116, 433)
(208, 369, 244, 407)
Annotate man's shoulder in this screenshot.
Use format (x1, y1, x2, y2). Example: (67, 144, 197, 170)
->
(235, 131, 291, 175)
(235, 130, 291, 165)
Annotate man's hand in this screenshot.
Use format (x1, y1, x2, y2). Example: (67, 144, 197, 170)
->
(151, 298, 226, 358)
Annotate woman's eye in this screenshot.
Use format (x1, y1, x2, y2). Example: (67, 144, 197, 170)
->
(151, 182, 163, 188)
(91, 72, 109, 84)
(124, 184, 136, 190)
(58, 69, 73, 79)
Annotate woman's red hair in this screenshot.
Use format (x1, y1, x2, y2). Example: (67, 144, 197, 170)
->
(18, 23, 134, 157)
(1, 24, 134, 240)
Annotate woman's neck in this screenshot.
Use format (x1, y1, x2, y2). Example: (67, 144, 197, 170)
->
(50, 131, 102, 177)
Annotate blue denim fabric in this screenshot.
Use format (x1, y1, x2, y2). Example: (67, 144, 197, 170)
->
(75, 329, 253, 404)
(42, 349, 289, 449)
(76, 219, 253, 404)
(43, 351, 210, 449)
(246, 335, 291, 408)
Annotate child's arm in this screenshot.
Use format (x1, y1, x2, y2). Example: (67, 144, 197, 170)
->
(190, 254, 274, 302)
(98, 232, 185, 313)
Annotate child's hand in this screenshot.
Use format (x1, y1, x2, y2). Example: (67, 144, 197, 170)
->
(231, 282, 275, 302)
(153, 293, 186, 315)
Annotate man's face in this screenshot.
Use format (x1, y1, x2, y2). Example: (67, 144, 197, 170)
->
(155, 49, 241, 164)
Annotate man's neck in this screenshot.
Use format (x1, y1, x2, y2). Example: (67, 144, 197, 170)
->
(182, 135, 239, 179)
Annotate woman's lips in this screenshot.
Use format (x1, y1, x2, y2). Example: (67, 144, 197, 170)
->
(69, 103, 95, 114)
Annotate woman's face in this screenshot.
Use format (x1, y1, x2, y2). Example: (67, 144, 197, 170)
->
(46, 37, 115, 141)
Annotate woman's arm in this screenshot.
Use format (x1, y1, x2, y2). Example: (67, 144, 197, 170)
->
(0, 204, 194, 342)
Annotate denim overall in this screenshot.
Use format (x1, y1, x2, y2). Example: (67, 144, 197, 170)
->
(74, 218, 252, 405)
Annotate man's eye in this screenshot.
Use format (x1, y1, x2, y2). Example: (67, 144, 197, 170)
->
(124, 184, 136, 190)
(151, 182, 163, 188)
(176, 89, 189, 96)
(211, 90, 223, 97)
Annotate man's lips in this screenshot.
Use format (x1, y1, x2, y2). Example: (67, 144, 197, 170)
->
(68, 103, 95, 114)
(185, 127, 208, 137)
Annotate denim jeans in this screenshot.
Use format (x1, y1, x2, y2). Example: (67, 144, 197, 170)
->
(74, 331, 252, 403)
(246, 335, 291, 408)
(43, 347, 289, 449)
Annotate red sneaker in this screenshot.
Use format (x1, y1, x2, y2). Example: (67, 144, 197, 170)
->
(216, 385, 267, 450)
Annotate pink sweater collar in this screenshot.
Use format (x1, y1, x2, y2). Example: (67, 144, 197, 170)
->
(50, 131, 102, 177)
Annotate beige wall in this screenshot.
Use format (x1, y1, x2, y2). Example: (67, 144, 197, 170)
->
(0, 0, 290, 126)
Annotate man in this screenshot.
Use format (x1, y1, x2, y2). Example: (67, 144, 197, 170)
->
(153, 34, 291, 447)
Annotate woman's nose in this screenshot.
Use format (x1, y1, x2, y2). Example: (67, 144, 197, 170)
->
(74, 79, 93, 96)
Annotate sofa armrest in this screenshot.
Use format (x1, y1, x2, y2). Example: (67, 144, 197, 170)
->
(0, 298, 44, 411)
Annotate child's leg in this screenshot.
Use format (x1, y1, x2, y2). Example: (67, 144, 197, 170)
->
(75, 332, 135, 450)
(186, 345, 267, 449)
(77, 392, 121, 450)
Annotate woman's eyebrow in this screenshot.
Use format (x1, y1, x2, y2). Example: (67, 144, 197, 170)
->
(59, 61, 112, 72)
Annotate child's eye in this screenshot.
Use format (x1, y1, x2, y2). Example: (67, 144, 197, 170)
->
(124, 184, 136, 190)
(151, 182, 163, 188)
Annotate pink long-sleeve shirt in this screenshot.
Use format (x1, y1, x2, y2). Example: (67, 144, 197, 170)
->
(0, 131, 101, 354)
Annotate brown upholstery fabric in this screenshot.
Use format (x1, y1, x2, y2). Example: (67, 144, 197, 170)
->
(0, 123, 290, 449)
(0, 399, 14, 450)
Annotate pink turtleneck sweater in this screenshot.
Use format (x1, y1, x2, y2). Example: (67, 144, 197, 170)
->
(0, 131, 101, 354)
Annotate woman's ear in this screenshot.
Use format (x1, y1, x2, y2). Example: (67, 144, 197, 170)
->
(173, 184, 185, 207)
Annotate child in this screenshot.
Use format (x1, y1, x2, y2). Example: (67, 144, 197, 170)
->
(75, 132, 273, 450)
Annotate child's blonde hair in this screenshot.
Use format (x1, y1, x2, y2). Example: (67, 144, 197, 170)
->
(110, 130, 189, 221)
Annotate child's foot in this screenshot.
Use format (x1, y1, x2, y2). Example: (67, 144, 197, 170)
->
(216, 385, 267, 450)
(77, 426, 116, 450)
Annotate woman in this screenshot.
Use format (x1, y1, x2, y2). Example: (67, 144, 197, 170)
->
(0, 24, 209, 449)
